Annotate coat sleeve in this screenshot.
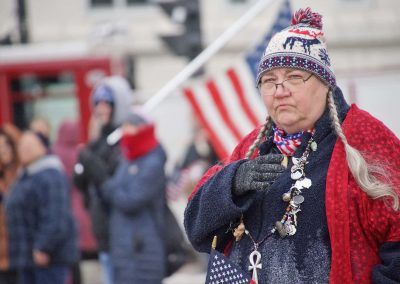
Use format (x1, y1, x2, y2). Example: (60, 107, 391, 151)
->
(184, 127, 262, 253)
(372, 242, 400, 283)
(102, 150, 166, 215)
(34, 170, 72, 253)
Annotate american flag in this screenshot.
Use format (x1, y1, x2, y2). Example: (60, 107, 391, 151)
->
(206, 248, 256, 284)
(166, 166, 191, 201)
(183, 0, 292, 160)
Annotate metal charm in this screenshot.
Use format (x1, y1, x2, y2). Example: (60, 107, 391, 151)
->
(311, 141, 318, 151)
(284, 221, 297, 236)
(248, 250, 262, 284)
(293, 195, 304, 205)
(291, 169, 303, 180)
(282, 192, 291, 202)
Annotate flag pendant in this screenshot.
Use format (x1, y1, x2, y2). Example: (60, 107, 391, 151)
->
(248, 250, 262, 284)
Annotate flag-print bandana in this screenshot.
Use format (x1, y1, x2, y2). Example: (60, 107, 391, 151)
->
(272, 126, 314, 156)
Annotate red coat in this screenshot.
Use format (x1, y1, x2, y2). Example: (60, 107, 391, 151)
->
(189, 105, 400, 283)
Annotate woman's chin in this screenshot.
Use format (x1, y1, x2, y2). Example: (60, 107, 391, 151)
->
(275, 116, 299, 131)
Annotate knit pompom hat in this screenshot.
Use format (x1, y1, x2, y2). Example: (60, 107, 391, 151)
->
(256, 7, 336, 89)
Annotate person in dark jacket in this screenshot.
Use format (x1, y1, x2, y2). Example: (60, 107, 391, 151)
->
(73, 76, 133, 284)
(79, 110, 167, 284)
(53, 120, 97, 284)
(5, 131, 78, 284)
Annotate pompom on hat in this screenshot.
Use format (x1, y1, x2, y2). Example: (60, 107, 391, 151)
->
(256, 7, 336, 89)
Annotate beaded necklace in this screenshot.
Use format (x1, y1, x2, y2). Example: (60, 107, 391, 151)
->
(231, 135, 317, 284)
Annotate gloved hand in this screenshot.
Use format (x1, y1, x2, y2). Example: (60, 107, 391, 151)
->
(78, 149, 109, 187)
(233, 154, 285, 196)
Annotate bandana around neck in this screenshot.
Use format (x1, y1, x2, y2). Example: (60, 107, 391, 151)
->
(272, 126, 314, 156)
(120, 124, 158, 160)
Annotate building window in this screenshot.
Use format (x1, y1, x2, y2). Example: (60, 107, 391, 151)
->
(127, 0, 148, 5)
(90, 0, 148, 8)
(91, 0, 113, 7)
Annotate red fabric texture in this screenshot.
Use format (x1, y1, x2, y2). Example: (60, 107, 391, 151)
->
(120, 124, 158, 161)
(188, 104, 400, 283)
(326, 104, 400, 284)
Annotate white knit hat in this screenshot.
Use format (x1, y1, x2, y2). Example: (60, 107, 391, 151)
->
(256, 8, 336, 89)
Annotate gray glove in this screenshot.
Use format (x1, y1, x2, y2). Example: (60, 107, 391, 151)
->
(233, 154, 285, 196)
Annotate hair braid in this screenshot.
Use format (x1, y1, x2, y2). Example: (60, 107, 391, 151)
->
(327, 90, 398, 211)
(245, 117, 273, 159)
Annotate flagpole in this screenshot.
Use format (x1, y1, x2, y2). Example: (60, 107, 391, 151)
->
(107, 0, 277, 145)
(144, 0, 276, 111)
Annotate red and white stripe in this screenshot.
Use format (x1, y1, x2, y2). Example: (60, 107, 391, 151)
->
(273, 134, 302, 156)
(183, 61, 266, 160)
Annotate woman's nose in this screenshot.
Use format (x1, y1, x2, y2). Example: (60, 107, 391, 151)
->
(274, 83, 289, 97)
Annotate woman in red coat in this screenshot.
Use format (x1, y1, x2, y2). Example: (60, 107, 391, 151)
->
(184, 7, 400, 284)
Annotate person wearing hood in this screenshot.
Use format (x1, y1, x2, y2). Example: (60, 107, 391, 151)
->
(5, 131, 78, 284)
(73, 75, 133, 284)
(81, 110, 167, 283)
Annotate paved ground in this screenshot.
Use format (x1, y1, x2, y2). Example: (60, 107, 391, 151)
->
(81, 258, 206, 284)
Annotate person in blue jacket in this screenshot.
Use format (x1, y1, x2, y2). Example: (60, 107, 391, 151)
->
(80, 109, 167, 284)
(5, 131, 79, 284)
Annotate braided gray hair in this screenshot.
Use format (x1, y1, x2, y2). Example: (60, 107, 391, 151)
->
(244, 92, 398, 211)
(245, 116, 273, 159)
(327, 90, 399, 211)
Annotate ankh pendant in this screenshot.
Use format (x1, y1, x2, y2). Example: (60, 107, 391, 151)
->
(248, 250, 262, 284)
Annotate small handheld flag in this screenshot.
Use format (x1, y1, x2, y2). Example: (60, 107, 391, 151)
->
(205, 236, 256, 284)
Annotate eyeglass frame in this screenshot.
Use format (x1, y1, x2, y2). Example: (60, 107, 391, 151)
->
(258, 73, 314, 96)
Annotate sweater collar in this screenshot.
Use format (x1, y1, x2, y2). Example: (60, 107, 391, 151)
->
(26, 155, 64, 175)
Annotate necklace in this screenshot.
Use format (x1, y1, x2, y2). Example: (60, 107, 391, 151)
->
(274, 136, 316, 237)
(232, 136, 317, 284)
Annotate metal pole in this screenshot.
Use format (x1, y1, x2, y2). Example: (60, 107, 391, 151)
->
(107, 0, 277, 145)
(17, 0, 29, 43)
(144, 0, 276, 111)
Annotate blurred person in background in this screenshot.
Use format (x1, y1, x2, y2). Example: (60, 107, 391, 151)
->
(5, 131, 79, 284)
(0, 124, 21, 284)
(184, 8, 400, 283)
(79, 110, 167, 283)
(73, 76, 133, 284)
(53, 120, 97, 284)
(166, 117, 219, 201)
(29, 117, 51, 140)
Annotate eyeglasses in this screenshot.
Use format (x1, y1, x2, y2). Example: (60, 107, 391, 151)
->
(258, 73, 313, 96)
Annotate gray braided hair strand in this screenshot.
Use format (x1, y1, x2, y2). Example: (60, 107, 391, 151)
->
(327, 90, 399, 211)
(245, 116, 273, 159)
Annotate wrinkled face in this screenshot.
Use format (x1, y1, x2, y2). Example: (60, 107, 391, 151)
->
(260, 68, 329, 134)
(0, 135, 13, 166)
(18, 132, 46, 166)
